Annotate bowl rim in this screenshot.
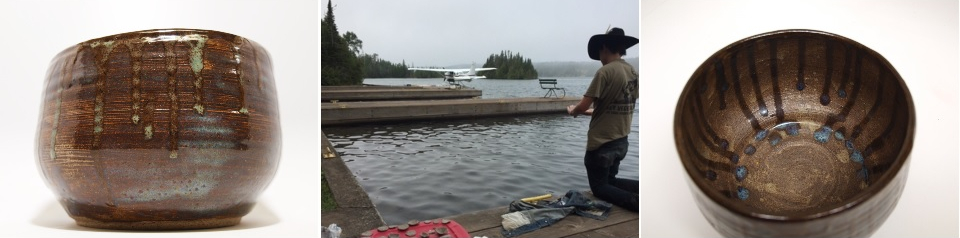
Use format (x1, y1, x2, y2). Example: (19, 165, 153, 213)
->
(78, 28, 243, 44)
(49, 28, 265, 66)
(673, 29, 916, 221)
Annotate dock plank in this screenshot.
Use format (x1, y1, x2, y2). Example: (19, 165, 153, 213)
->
(444, 207, 509, 232)
(469, 206, 637, 238)
(321, 87, 481, 102)
(320, 131, 385, 237)
(562, 222, 639, 238)
(444, 192, 638, 238)
(321, 97, 578, 109)
(322, 97, 580, 126)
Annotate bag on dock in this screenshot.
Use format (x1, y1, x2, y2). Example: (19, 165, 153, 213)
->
(500, 190, 612, 237)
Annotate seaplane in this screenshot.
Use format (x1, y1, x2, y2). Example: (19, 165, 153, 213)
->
(408, 63, 496, 89)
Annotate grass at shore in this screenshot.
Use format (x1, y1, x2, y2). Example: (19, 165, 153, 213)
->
(321, 172, 337, 211)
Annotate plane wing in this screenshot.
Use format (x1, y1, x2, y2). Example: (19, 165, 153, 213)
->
(407, 68, 496, 72)
(408, 68, 460, 73)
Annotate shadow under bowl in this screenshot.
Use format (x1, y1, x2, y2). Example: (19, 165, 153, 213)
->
(674, 29, 914, 238)
(36, 29, 281, 230)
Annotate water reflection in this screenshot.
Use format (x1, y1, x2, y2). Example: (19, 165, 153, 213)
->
(326, 112, 638, 224)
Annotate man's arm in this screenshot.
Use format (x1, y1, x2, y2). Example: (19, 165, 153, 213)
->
(567, 96, 595, 117)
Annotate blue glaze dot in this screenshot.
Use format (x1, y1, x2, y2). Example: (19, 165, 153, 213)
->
(755, 130, 769, 141)
(786, 123, 800, 136)
(834, 131, 845, 140)
(735, 166, 748, 181)
(820, 94, 831, 105)
(737, 186, 750, 200)
(857, 165, 870, 180)
(813, 126, 833, 143)
(730, 154, 740, 164)
(797, 82, 805, 91)
(838, 89, 847, 98)
(845, 140, 855, 150)
(719, 139, 730, 150)
(706, 170, 718, 181)
(744, 145, 756, 155)
(759, 107, 769, 116)
(850, 150, 864, 163)
(769, 133, 782, 146)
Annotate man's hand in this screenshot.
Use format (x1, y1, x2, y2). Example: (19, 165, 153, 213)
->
(567, 105, 578, 117)
(569, 96, 595, 117)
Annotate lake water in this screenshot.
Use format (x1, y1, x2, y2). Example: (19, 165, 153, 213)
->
(323, 77, 639, 224)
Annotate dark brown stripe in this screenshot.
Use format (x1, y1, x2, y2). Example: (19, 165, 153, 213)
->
(862, 82, 904, 177)
(824, 49, 865, 127)
(164, 41, 179, 154)
(747, 45, 768, 116)
(729, 52, 763, 130)
(694, 92, 724, 146)
(819, 40, 835, 105)
(851, 72, 884, 140)
(713, 59, 728, 110)
(769, 39, 785, 122)
(796, 39, 806, 91)
(836, 44, 855, 98)
(696, 72, 708, 94)
(691, 93, 737, 162)
(683, 122, 734, 172)
(864, 76, 902, 155)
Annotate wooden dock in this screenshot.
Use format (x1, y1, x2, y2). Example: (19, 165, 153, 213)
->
(441, 192, 638, 238)
(321, 131, 386, 237)
(321, 97, 580, 126)
(322, 85, 482, 102)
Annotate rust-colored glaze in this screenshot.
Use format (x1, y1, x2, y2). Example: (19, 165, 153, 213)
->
(674, 30, 914, 237)
(36, 29, 281, 230)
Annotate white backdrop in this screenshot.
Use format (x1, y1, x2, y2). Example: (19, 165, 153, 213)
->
(640, 0, 958, 237)
(0, 0, 319, 237)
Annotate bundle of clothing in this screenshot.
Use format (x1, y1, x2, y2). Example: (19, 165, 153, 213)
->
(500, 190, 612, 237)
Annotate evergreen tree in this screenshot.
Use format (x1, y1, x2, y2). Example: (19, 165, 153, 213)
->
(342, 31, 363, 56)
(321, 0, 363, 86)
(357, 53, 438, 78)
(480, 50, 538, 79)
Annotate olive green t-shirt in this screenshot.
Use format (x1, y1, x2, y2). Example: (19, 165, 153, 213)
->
(584, 59, 638, 151)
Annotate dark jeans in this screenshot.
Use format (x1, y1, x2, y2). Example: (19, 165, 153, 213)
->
(584, 136, 638, 212)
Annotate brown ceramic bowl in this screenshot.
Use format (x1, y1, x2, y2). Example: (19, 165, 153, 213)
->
(674, 30, 914, 237)
(35, 29, 281, 230)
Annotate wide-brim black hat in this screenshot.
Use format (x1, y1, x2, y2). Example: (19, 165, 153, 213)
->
(588, 27, 639, 60)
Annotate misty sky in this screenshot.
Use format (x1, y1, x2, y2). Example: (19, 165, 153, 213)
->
(328, 0, 639, 67)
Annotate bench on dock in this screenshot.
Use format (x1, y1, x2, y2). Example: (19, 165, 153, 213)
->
(539, 79, 565, 98)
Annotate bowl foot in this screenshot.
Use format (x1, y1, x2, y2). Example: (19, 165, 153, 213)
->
(73, 216, 241, 230)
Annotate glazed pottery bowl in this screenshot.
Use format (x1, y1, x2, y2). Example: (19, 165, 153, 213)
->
(674, 30, 914, 237)
(36, 29, 281, 230)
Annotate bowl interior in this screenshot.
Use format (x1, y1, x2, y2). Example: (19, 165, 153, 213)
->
(675, 30, 912, 218)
